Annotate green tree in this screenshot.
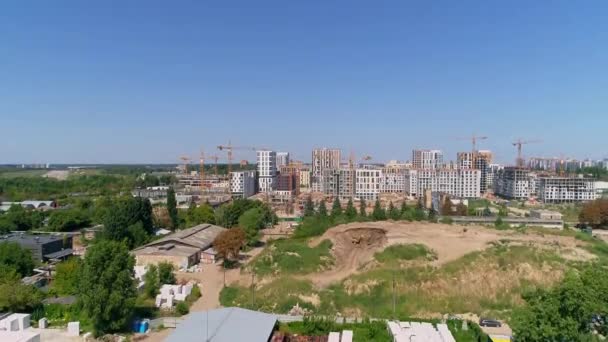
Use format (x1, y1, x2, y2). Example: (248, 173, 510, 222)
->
(400, 202, 408, 216)
(48, 209, 91, 232)
(331, 197, 342, 218)
(427, 205, 438, 222)
(185, 202, 215, 227)
(345, 199, 357, 220)
(166, 188, 179, 230)
(388, 202, 400, 220)
(239, 207, 265, 245)
(143, 264, 159, 298)
(317, 200, 328, 218)
(52, 258, 81, 295)
(359, 198, 367, 218)
(103, 197, 154, 248)
(511, 265, 608, 341)
(371, 199, 386, 221)
(304, 196, 315, 217)
(0, 266, 43, 312)
(213, 228, 245, 263)
(158, 262, 176, 285)
(78, 240, 137, 336)
(0, 241, 35, 277)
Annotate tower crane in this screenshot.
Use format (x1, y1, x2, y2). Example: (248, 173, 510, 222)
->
(457, 134, 488, 169)
(179, 155, 191, 174)
(217, 142, 260, 193)
(512, 139, 541, 168)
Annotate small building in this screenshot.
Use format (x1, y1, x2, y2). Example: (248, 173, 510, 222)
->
(0, 233, 73, 262)
(530, 209, 563, 221)
(132, 224, 227, 269)
(166, 307, 277, 342)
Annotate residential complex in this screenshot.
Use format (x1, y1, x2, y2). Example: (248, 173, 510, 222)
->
(355, 167, 382, 201)
(406, 168, 481, 198)
(276, 152, 290, 169)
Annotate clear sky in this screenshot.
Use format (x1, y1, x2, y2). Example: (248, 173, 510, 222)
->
(2, 1, 607, 164)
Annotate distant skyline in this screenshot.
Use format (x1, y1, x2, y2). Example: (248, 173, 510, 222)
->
(2, 1, 607, 164)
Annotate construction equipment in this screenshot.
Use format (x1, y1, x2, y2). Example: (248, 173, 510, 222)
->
(458, 135, 488, 169)
(512, 139, 541, 168)
(217, 142, 259, 194)
(199, 150, 205, 189)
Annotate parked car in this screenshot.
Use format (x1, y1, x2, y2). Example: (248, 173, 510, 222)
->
(479, 318, 502, 328)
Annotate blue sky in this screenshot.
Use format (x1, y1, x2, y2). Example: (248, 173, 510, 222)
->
(1, 1, 607, 164)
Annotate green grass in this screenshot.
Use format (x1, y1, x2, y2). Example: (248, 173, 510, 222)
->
(279, 319, 391, 342)
(251, 238, 334, 276)
(374, 244, 436, 264)
(231, 244, 569, 320)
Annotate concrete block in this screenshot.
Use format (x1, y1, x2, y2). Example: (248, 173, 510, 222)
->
(174, 293, 186, 301)
(155, 294, 163, 308)
(67, 321, 80, 336)
(83, 332, 93, 341)
(38, 318, 48, 329)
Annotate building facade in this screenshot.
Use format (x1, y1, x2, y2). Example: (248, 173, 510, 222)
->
(322, 168, 355, 200)
(256, 150, 277, 192)
(538, 176, 596, 203)
(355, 167, 382, 201)
(311, 148, 341, 192)
(299, 167, 311, 188)
(494, 167, 531, 199)
(230, 171, 257, 199)
(380, 167, 406, 193)
(412, 149, 443, 170)
(406, 169, 481, 198)
(276, 152, 290, 169)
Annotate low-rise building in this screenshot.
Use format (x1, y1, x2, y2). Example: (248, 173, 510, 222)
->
(0, 233, 72, 262)
(132, 224, 227, 269)
(530, 209, 563, 221)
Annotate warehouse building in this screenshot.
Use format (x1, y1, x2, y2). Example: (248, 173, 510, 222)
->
(133, 224, 226, 269)
(0, 233, 72, 262)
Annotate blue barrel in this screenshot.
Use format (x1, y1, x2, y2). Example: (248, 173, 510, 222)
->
(132, 320, 140, 332)
(139, 321, 149, 333)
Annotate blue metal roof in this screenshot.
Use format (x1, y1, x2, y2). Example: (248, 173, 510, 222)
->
(166, 307, 277, 342)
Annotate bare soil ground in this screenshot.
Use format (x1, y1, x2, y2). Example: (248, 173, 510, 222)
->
(43, 170, 70, 180)
(307, 221, 594, 287)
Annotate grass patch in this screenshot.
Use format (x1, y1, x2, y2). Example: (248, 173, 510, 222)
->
(279, 318, 391, 341)
(374, 244, 436, 264)
(251, 238, 334, 277)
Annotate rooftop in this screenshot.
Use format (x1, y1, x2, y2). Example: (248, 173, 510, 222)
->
(0, 233, 67, 246)
(166, 307, 277, 342)
(134, 223, 227, 253)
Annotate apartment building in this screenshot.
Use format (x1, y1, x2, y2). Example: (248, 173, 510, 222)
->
(355, 167, 382, 201)
(487, 163, 503, 190)
(276, 173, 300, 197)
(380, 167, 406, 193)
(276, 152, 290, 169)
(230, 171, 257, 199)
(299, 167, 311, 188)
(412, 149, 443, 169)
(494, 167, 531, 199)
(404, 169, 419, 196)
(322, 168, 355, 199)
(256, 150, 277, 192)
(411, 169, 481, 198)
(457, 151, 493, 193)
(311, 148, 341, 192)
(538, 176, 596, 203)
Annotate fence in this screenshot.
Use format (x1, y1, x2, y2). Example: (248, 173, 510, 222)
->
(149, 317, 182, 329)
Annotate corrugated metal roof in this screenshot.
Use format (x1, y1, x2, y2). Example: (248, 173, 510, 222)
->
(135, 224, 227, 251)
(166, 307, 277, 342)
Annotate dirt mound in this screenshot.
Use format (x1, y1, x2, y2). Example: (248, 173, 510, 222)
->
(305, 221, 595, 288)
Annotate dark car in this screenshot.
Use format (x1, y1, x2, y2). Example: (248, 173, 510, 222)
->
(479, 318, 502, 328)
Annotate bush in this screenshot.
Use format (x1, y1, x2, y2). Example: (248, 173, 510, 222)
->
(440, 217, 453, 224)
(175, 301, 189, 315)
(219, 286, 239, 306)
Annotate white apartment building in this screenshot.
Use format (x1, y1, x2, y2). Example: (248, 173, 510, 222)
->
(406, 169, 481, 198)
(257, 150, 277, 192)
(230, 171, 256, 199)
(412, 149, 443, 170)
(538, 176, 596, 203)
(311, 148, 341, 192)
(380, 167, 406, 193)
(276, 152, 290, 169)
(355, 167, 382, 201)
